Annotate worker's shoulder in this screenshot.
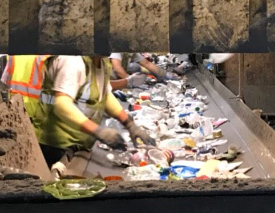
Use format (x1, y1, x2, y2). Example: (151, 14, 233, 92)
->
(109, 53, 122, 60)
(51, 56, 85, 75)
(56, 55, 83, 62)
(55, 55, 85, 68)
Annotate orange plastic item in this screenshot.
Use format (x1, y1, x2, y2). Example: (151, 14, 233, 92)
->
(104, 176, 123, 181)
(147, 74, 157, 80)
(139, 161, 148, 167)
(140, 96, 150, 100)
(133, 104, 142, 111)
(139, 92, 151, 100)
(195, 175, 210, 180)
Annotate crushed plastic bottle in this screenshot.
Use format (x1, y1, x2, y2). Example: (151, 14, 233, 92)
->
(123, 165, 161, 181)
(150, 84, 167, 101)
(43, 179, 106, 200)
(167, 80, 182, 94)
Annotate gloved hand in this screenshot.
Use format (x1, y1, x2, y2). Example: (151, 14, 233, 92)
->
(155, 67, 167, 82)
(126, 73, 147, 88)
(123, 116, 156, 147)
(94, 127, 127, 151)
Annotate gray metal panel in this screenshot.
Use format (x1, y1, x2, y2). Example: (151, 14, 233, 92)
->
(197, 66, 275, 178)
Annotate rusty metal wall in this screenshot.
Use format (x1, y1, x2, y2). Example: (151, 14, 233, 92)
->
(1, 0, 275, 54)
(222, 54, 275, 114)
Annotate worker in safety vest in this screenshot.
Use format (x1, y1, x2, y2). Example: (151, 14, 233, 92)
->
(1, 55, 50, 118)
(110, 53, 167, 82)
(2, 55, 155, 171)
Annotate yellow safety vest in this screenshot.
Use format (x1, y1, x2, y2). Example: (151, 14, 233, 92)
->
(33, 57, 111, 149)
(4, 55, 50, 118)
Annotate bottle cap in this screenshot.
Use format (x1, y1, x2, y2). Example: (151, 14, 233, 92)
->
(139, 161, 147, 167)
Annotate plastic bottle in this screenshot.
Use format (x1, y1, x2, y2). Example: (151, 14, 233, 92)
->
(131, 152, 148, 167)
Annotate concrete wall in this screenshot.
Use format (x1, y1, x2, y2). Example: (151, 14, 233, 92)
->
(222, 54, 275, 114)
(9, 0, 40, 54)
(39, 0, 94, 55)
(109, 0, 169, 52)
(0, 95, 51, 180)
(1, 0, 275, 54)
(220, 56, 240, 96)
(192, 0, 249, 52)
(267, 0, 275, 47)
(0, 0, 8, 53)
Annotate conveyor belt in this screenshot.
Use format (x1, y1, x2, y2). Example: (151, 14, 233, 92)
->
(81, 70, 275, 179)
(189, 71, 269, 178)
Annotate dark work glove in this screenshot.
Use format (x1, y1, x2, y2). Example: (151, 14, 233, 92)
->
(94, 127, 127, 151)
(123, 116, 156, 147)
(156, 67, 167, 82)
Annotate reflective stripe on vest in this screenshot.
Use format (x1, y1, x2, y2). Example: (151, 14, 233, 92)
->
(10, 85, 41, 99)
(6, 55, 50, 99)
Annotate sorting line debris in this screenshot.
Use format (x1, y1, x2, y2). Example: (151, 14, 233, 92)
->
(98, 54, 251, 181)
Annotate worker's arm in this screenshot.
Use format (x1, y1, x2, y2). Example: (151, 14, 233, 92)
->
(105, 92, 127, 122)
(110, 79, 128, 91)
(111, 58, 129, 79)
(140, 59, 159, 73)
(110, 73, 147, 91)
(53, 92, 126, 151)
(140, 59, 166, 81)
(105, 92, 156, 147)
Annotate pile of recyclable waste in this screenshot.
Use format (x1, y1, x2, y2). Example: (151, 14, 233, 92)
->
(99, 54, 252, 181)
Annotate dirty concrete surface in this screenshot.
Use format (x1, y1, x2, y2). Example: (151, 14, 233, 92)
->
(9, 0, 41, 54)
(0, 0, 8, 52)
(0, 95, 51, 180)
(39, 0, 94, 54)
(249, 0, 268, 52)
(110, 0, 169, 52)
(267, 0, 275, 45)
(1, 178, 275, 202)
(1, 0, 275, 53)
(94, 0, 110, 53)
(192, 0, 249, 52)
(169, 0, 193, 53)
